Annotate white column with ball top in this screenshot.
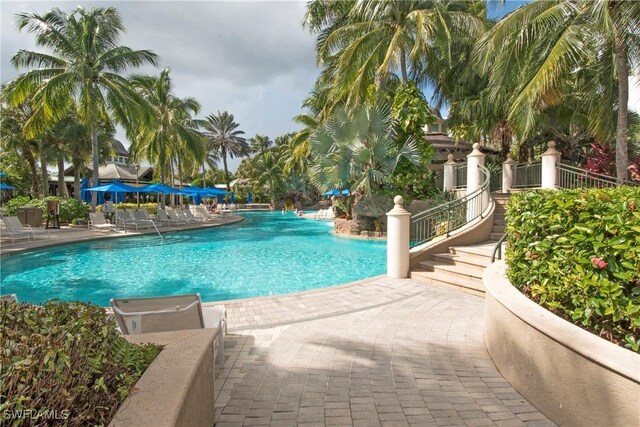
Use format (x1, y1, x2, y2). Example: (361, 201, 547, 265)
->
(386, 196, 411, 279)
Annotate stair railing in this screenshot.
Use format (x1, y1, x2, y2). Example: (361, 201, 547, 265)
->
(410, 165, 490, 248)
(512, 161, 542, 189)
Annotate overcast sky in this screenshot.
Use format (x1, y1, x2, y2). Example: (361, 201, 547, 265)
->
(2, 1, 638, 171)
(1, 0, 319, 171)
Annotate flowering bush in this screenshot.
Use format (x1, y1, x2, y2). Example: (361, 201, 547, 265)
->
(505, 187, 640, 352)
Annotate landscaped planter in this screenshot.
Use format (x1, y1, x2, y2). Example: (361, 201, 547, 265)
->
(109, 328, 219, 427)
(483, 261, 640, 427)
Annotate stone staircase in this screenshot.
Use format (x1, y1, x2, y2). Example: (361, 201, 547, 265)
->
(410, 194, 510, 295)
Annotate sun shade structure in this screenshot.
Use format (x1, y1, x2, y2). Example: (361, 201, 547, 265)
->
(83, 181, 140, 194)
(0, 183, 15, 190)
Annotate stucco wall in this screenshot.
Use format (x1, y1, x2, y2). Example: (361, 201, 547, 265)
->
(109, 328, 219, 427)
(483, 262, 640, 427)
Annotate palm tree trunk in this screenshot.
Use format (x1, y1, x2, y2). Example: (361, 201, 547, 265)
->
(91, 121, 99, 211)
(38, 140, 49, 197)
(222, 147, 231, 191)
(25, 149, 39, 197)
(400, 52, 408, 83)
(614, 29, 629, 183)
(57, 154, 68, 197)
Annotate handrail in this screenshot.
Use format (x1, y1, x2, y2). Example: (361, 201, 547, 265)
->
(491, 233, 508, 262)
(556, 163, 639, 188)
(410, 165, 490, 248)
(512, 161, 542, 189)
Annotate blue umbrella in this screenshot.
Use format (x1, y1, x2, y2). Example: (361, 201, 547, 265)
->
(247, 192, 252, 204)
(323, 189, 341, 196)
(138, 183, 181, 194)
(230, 192, 235, 204)
(0, 172, 6, 177)
(83, 181, 139, 204)
(80, 178, 91, 203)
(341, 189, 351, 196)
(0, 183, 14, 190)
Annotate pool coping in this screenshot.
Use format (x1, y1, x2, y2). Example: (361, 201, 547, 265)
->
(0, 215, 245, 258)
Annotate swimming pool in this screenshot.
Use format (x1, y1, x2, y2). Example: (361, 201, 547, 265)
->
(0, 212, 386, 306)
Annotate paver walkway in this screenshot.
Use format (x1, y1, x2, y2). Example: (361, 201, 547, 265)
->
(214, 277, 554, 427)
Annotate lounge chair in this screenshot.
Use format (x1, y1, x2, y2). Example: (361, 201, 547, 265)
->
(157, 208, 186, 227)
(1, 216, 49, 242)
(88, 212, 117, 232)
(193, 206, 221, 222)
(178, 207, 204, 223)
(0, 293, 18, 303)
(133, 209, 163, 229)
(110, 293, 226, 366)
(116, 210, 150, 231)
(167, 207, 197, 225)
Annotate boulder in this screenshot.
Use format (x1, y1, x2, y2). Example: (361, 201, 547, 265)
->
(352, 194, 394, 218)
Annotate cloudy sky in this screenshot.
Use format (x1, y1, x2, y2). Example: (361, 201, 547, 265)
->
(1, 0, 319, 171)
(2, 1, 638, 171)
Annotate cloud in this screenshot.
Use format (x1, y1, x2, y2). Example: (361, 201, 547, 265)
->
(1, 0, 319, 171)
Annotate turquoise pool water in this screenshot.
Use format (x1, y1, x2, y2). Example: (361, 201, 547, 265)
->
(0, 212, 386, 306)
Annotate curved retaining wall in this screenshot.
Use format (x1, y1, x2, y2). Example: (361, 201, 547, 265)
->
(483, 262, 640, 427)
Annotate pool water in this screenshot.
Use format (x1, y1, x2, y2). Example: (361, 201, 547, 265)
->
(0, 212, 386, 306)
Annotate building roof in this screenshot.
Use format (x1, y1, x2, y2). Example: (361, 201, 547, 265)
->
(111, 139, 129, 156)
(424, 133, 471, 151)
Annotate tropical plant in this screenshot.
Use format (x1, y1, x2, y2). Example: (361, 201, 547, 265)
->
(201, 111, 250, 191)
(309, 104, 420, 196)
(251, 150, 284, 207)
(248, 134, 273, 156)
(306, 0, 486, 111)
(5, 6, 158, 209)
(129, 69, 205, 205)
(506, 188, 640, 352)
(474, 0, 640, 183)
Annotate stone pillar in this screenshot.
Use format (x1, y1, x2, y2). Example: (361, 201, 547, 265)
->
(443, 154, 457, 191)
(386, 195, 411, 279)
(541, 141, 561, 189)
(466, 143, 485, 220)
(502, 154, 516, 193)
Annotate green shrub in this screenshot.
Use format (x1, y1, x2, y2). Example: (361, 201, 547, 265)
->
(0, 301, 161, 426)
(506, 187, 640, 352)
(2, 197, 90, 223)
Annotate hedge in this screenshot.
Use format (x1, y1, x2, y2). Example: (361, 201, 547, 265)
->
(0, 301, 161, 426)
(505, 187, 640, 352)
(3, 196, 90, 223)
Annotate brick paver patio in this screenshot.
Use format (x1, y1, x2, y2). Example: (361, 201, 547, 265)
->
(214, 277, 554, 427)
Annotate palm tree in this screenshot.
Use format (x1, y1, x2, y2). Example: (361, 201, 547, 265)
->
(201, 111, 250, 191)
(309, 104, 420, 196)
(474, 0, 640, 182)
(308, 0, 486, 111)
(129, 69, 204, 205)
(249, 134, 273, 156)
(252, 150, 284, 207)
(6, 6, 158, 209)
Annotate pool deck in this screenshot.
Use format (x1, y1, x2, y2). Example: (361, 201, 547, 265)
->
(212, 278, 553, 426)
(0, 214, 244, 256)
(0, 216, 553, 426)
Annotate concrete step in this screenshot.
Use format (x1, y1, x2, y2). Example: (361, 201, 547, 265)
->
(449, 241, 498, 261)
(429, 252, 492, 271)
(417, 260, 484, 281)
(492, 225, 506, 233)
(493, 213, 506, 221)
(490, 232, 506, 240)
(410, 270, 484, 295)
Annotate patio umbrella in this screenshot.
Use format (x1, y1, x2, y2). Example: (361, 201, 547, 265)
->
(323, 189, 341, 196)
(341, 189, 351, 196)
(230, 192, 235, 204)
(137, 183, 181, 194)
(80, 178, 91, 203)
(0, 183, 15, 190)
(0, 172, 6, 177)
(247, 192, 252, 204)
(83, 181, 139, 216)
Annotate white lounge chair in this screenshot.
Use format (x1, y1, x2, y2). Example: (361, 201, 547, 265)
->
(116, 210, 149, 231)
(182, 207, 205, 223)
(157, 208, 186, 227)
(193, 206, 221, 222)
(110, 293, 226, 366)
(170, 207, 198, 225)
(1, 216, 49, 242)
(133, 209, 163, 229)
(89, 212, 117, 232)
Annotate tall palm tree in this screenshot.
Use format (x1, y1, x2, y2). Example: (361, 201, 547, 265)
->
(309, 0, 486, 111)
(129, 69, 204, 205)
(6, 6, 158, 209)
(309, 104, 420, 196)
(249, 134, 273, 156)
(201, 111, 250, 191)
(474, 0, 640, 182)
(252, 150, 284, 207)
